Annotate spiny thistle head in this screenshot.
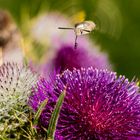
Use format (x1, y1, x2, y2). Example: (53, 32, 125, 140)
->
(29, 67, 140, 139)
(0, 63, 38, 134)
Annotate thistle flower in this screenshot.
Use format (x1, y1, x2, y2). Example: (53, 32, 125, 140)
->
(40, 44, 112, 78)
(29, 67, 140, 139)
(0, 63, 37, 134)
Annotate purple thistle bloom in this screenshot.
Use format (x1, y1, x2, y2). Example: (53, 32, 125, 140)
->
(29, 68, 140, 139)
(41, 44, 112, 77)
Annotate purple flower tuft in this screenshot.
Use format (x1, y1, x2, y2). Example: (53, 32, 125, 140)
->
(41, 45, 112, 77)
(29, 68, 140, 139)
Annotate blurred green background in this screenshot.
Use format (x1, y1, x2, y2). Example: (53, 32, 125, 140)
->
(0, 0, 140, 79)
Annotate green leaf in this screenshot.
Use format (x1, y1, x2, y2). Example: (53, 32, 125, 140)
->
(47, 90, 66, 140)
(33, 98, 48, 126)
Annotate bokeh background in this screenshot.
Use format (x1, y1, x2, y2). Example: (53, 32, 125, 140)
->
(0, 0, 140, 79)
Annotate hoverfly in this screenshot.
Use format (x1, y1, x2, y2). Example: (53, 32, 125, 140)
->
(58, 20, 96, 49)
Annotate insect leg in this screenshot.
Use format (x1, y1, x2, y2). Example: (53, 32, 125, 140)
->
(83, 29, 91, 33)
(74, 35, 78, 49)
(58, 27, 74, 30)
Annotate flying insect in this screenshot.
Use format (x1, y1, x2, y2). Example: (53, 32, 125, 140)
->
(58, 21, 96, 49)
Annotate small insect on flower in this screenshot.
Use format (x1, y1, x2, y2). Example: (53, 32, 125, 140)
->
(58, 20, 96, 49)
